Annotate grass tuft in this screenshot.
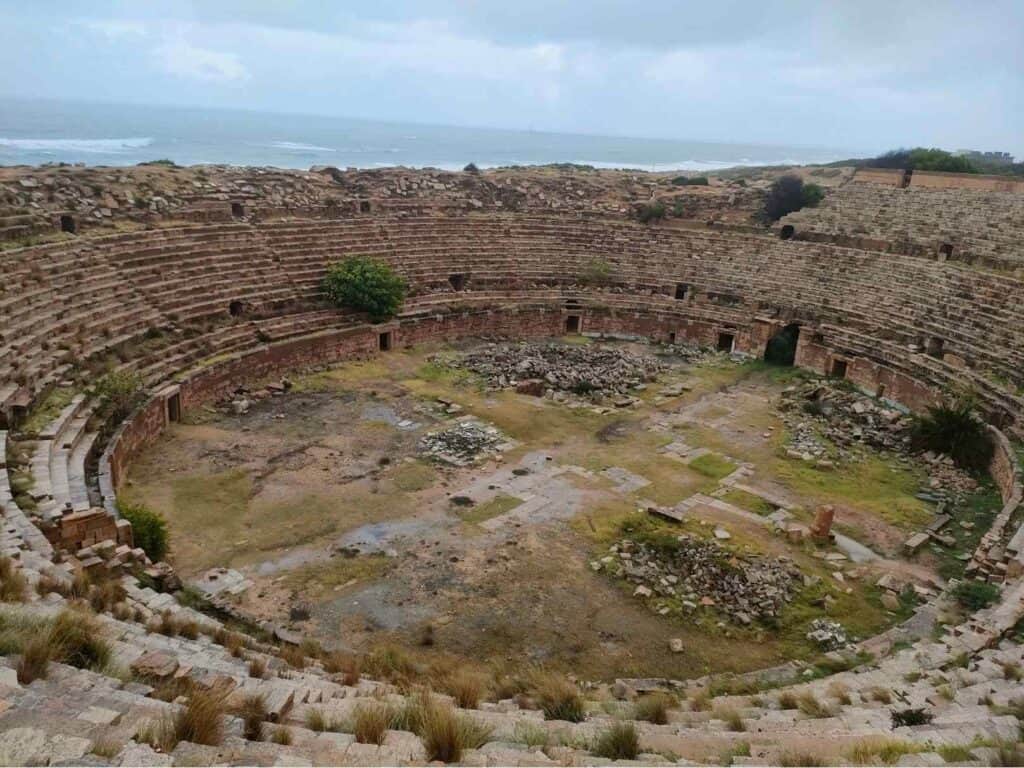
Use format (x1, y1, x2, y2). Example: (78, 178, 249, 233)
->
(592, 722, 639, 760)
(633, 692, 675, 724)
(530, 671, 586, 723)
(353, 702, 392, 745)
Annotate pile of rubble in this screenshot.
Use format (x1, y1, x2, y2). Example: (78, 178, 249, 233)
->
(593, 534, 801, 624)
(805, 618, 854, 651)
(450, 342, 663, 399)
(779, 379, 912, 462)
(418, 420, 510, 466)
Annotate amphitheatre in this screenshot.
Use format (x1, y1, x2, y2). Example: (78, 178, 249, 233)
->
(0, 158, 1023, 767)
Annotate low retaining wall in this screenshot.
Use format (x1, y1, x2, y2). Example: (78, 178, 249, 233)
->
(99, 300, 986, 516)
(969, 427, 1024, 580)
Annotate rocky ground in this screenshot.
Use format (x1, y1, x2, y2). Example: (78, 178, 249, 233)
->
(779, 377, 979, 506)
(449, 341, 664, 400)
(593, 533, 801, 626)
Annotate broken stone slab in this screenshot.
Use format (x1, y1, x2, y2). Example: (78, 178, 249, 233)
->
(904, 532, 930, 555)
(130, 650, 179, 680)
(77, 706, 122, 726)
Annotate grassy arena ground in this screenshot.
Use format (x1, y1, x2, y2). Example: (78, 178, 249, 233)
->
(120, 339, 987, 680)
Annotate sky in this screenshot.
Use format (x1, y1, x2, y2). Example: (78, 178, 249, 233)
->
(2, 0, 1021, 156)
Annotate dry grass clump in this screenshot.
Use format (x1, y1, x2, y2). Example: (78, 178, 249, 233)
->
(89, 733, 123, 759)
(322, 651, 361, 685)
(235, 693, 267, 741)
(270, 726, 293, 745)
(441, 667, 489, 709)
(140, 689, 227, 751)
(279, 644, 307, 669)
(172, 689, 227, 746)
(847, 737, 920, 765)
(591, 722, 639, 760)
(17, 633, 53, 684)
(828, 681, 852, 705)
(305, 707, 329, 732)
(796, 691, 834, 719)
(633, 691, 676, 724)
(868, 686, 893, 704)
(999, 661, 1022, 681)
(352, 702, 393, 745)
(0, 556, 28, 602)
(364, 645, 421, 686)
(16, 608, 112, 683)
(715, 705, 746, 732)
(417, 696, 492, 763)
(530, 671, 586, 723)
(248, 656, 267, 679)
(213, 628, 247, 657)
(777, 751, 825, 766)
(690, 688, 713, 711)
(777, 691, 799, 710)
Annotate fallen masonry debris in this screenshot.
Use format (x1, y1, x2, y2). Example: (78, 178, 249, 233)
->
(448, 341, 663, 399)
(805, 618, 854, 651)
(594, 534, 801, 624)
(418, 419, 511, 465)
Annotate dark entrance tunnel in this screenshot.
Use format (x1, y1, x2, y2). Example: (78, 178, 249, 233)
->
(764, 323, 800, 366)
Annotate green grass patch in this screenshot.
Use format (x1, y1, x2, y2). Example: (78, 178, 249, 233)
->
(22, 387, 78, 434)
(773, 451, 930, 530)
(719, 488, 777, 515)
(688, 453, 737, 480)
(281, 553, 392, 597)
(389, 460, 438, 492)
(456, 495, 523, 525)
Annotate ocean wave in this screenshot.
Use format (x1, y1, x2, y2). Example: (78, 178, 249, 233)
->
(0, 137, 153, 153)
(269, 141, 336, 152)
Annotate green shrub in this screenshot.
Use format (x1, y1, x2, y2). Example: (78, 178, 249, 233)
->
(592, 722, 639, 760)
(671, 176, 709, 186)
(636, 201, 667, 224)
(94, 370, 145, 422)
(910, 397, 993, 472)
(952, 579, 999, 611)
(763, 175, 824, 221)
(867, 148, 977, 174)
(322, 256, 406, 322)
(117, 501, 169, 561)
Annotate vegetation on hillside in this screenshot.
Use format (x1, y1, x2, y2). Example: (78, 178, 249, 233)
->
(910, 395, 993, 473)
(118, 500, 170, 561)
(322, 256, 407, 322)
(829, 146, 1023, 176)
(671, 175, 709, 186)
(762, 175, 824, 222)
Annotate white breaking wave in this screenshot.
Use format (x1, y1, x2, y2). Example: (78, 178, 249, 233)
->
(269, 141, 336, 152)
(0, 137, 153, 153)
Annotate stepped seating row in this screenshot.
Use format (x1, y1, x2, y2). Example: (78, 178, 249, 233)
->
(258, 216, 1024, 390)
(26, 394, 99, 523)
(780, 183, 1024, 268)
(1, 568, 1022, 766)
(2, 214, 1024, 439)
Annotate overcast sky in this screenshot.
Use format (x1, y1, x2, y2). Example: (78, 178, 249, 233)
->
(2, 0, 1021, 155)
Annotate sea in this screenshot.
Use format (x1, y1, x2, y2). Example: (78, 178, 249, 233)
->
(0, 98, 850, 172)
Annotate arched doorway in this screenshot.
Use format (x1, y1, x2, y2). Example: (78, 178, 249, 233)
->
(764, 323, 800, 366)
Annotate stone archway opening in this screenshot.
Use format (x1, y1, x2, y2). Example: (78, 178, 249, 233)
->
(764, 323, 800, 366)
(229, 300, 244, 317)
(60, 214, 77, 234)
(780, 224, 795, 240)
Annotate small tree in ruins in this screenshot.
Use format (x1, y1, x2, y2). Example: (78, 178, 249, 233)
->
(322, 256, 406, 323)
